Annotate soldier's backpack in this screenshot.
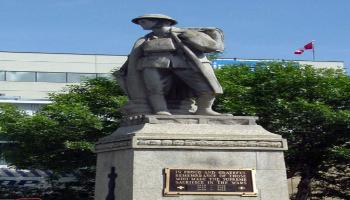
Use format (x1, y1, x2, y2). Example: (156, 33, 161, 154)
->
(175, 27, 224, 53)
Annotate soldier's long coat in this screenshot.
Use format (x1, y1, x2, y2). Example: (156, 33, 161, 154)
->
(114, 28, 223, 114)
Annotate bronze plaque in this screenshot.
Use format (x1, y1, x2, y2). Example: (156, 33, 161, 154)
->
(164, 168, 257, 196)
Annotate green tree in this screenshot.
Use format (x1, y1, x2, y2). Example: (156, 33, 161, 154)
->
(0, 78, 126, 199)
(214, 62, 350, 200)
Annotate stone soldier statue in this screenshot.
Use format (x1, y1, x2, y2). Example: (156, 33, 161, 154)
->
(114, 14, 224, 115)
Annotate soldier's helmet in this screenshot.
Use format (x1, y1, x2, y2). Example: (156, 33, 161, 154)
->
(132, 14, 177, 25)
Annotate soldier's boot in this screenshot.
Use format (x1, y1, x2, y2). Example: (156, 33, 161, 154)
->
(148, 95, 172, 115)
(195, 94, 221, 116)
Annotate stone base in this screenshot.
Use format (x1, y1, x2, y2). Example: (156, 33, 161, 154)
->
(94, 115, 289, 200)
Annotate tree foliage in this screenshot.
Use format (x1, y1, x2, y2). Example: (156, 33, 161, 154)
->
(214, 62, 350, 199)
(0, 78, 126, 199)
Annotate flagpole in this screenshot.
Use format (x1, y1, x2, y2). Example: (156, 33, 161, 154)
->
(312, 40, 315, 61)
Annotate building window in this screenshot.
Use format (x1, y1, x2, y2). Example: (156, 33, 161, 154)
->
(37, 72, 66, 83)
(6, 71, 36, 82)
(0, 71, 5, 81)
(67, 73, 97, 83)
(1, 71, 111, 83)
(97, 73, 113, 79)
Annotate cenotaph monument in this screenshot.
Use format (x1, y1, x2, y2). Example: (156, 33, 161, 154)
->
(94, 14, 289, 200)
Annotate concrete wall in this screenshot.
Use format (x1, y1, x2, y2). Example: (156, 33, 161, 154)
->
(0, 51, 127, 73)
(297, 60, 344, 70)
(0, 82, 71, 100)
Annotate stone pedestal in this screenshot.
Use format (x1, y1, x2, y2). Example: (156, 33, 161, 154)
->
(94, 115, 289, 200)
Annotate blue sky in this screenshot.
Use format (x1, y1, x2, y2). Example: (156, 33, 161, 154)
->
(1, 0, 349, 72)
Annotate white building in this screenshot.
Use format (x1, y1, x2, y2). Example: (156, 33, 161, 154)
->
(0, 51, 345, 114)
(0, 51, 127, 113)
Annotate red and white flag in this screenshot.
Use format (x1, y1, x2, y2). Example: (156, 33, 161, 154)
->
(303, 42, 314, 50)
(294, 49, 304, 54)
(294, 41, 315, 55)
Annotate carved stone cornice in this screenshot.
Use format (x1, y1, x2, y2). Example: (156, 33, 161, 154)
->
(95, 137, 287, 153)
(120, 115, 258, 126)
(135, 139, 285, 149)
